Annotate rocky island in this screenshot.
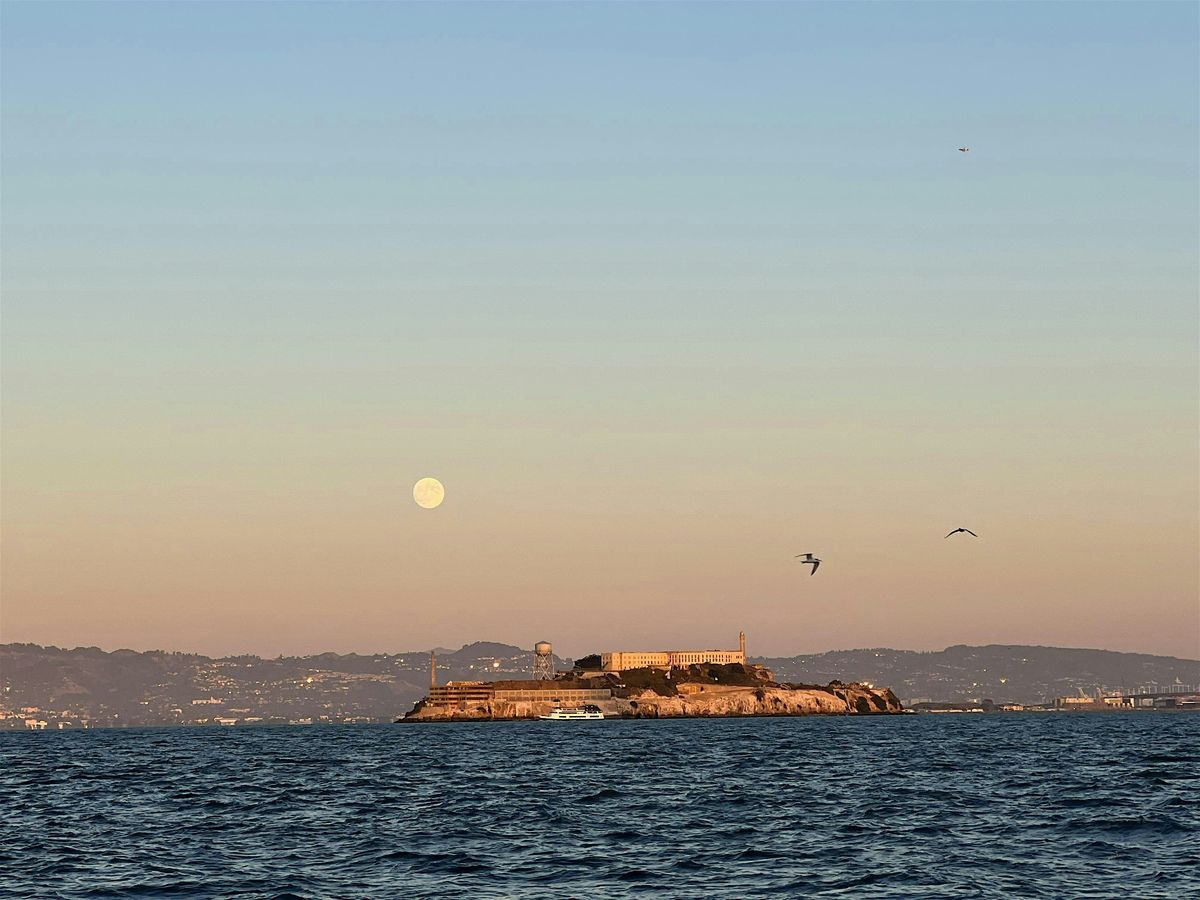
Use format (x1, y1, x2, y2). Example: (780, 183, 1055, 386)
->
(400, 662, 903, 722)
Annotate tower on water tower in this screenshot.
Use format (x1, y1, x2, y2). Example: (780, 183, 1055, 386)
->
(533, 641, 554, 680)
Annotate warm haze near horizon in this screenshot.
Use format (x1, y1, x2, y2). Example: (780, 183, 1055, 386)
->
(2, 4, 1197, 660)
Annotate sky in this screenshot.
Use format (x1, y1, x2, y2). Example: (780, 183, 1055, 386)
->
(2, 2, 1197, 660)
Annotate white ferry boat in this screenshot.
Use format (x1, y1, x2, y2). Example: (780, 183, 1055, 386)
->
(539, 704, 605, 721)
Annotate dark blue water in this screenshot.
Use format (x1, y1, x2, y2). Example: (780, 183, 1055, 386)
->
(2, 714, 1196, 898)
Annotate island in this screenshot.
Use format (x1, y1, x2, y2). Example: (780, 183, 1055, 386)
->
(400, 661, 903, 722)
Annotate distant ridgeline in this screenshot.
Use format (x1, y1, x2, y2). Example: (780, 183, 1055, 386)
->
(0, 641, 563, 729)
(753, 645, 1200, 707)
(2, 641, 1197, 728)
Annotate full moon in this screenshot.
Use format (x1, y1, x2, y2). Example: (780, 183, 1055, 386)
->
(413, 477, 445, 509)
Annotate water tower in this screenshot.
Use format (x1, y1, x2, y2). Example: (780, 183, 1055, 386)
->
(533, 641, 554, 680)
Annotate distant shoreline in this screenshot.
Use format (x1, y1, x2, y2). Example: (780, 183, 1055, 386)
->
(7, 706, 1200, 732)
(5, 642, 1197, 730)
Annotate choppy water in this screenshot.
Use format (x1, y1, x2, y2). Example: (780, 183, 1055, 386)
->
(2, 714, 1197, 898)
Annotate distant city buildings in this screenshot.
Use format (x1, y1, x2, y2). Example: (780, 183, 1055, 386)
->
(1053, 696, 1105, 709)
(1054, 687, 1200, 711)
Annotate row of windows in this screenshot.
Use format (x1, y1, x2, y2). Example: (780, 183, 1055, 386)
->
(431, 687, 612, 706)
(603, 653, 670, 668)
(494, 696, 614, 705)
(430, 693, 491, 702)
(602, 651, 745, 669)
(669, 652, 744, 665)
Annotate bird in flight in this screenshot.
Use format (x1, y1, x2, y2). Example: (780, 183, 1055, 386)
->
(958, 147, 970, 152)
(944, 528, 978, 538)
(795, 553, 822, 575)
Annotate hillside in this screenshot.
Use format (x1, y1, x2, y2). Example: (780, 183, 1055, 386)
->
(752, 644, 1200, 705)
(3, 641, 1196, 727)
(0, 641, 562, 728)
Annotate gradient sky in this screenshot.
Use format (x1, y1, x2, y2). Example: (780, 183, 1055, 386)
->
(3, 3, 1197, 660)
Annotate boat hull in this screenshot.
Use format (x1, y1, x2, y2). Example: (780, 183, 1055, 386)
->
(539, 707, 604, 720)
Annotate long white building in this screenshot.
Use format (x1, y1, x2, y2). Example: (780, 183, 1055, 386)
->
(601, 632, 746, 672)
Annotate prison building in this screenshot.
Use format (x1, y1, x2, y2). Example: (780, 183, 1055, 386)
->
(426, 680, 611, 707)
(601, 632, 747, 672)
(492, 681, 613, 704)
(427, 682, 493, 705)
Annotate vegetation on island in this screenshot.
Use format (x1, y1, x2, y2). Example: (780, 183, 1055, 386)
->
(598, 662, 772, 698)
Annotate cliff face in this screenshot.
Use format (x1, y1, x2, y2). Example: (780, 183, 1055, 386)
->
(402, 683, 902, 722)
(624, 684, 900, 718)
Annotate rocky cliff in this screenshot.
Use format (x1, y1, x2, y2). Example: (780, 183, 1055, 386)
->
(402, 682, 902, 722)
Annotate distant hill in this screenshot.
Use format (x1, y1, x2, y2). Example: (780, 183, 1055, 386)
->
(3, 641, 1196, 727)
(0, 641, 566, 728)
(752, 644, 1200, 705)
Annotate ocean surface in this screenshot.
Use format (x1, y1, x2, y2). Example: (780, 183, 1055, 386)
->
(1, 714, 1196, 898)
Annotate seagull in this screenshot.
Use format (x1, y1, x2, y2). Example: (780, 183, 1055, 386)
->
(944, 528, 978, 538)
(794, 552, 822, 575)
(958, 147, 970, 152)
